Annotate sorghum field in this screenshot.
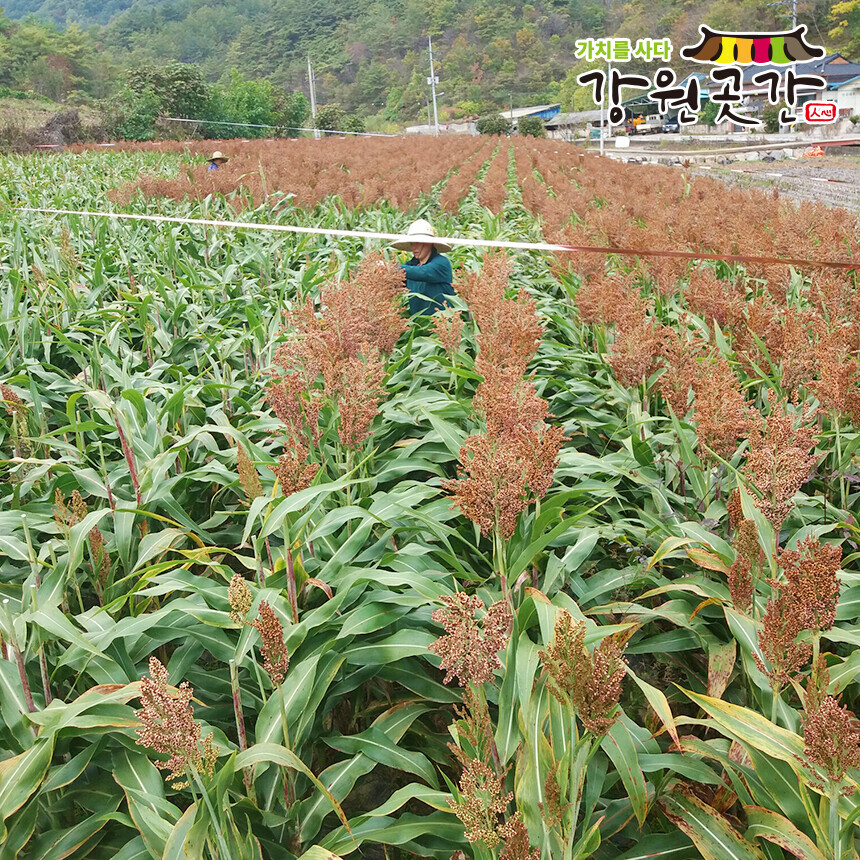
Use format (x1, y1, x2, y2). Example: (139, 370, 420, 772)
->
(1, 135, 860, 860)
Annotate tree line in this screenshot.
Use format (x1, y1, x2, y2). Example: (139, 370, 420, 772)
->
(1, 0, 857, 135)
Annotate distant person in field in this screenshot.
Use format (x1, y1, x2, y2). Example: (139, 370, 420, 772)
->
(391, 219, 454, 316)
(207, 151, 228, 171)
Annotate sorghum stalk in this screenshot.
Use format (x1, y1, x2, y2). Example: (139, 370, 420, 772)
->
(255, 544, 265, 588)
(493, 523, 510, 603)
(2, 599, 35, 713)
(114, 415, 142, 509)
(828, 783, 841, 860)
(770, 688, 780, 725)
(229, 659, 255, 802)
(264, 537, 275, 585)
(47, 546, 70, 614)
(30, 585, 51, 707)
(189, 766, 234, 860)
(345, 449, 354, 508)
(99, 442, 115, 514)
(566, 727, 600, 860)
(277, 684, 296, 807)
(834, 414, 846, 512)
(21, 514, 36, 572)
(285, 542, 299, 623)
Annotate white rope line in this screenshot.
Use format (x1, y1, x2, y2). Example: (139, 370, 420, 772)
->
(14, 207, 859, 270)
(159, 116, 397, 138)
(17, 207, 575, 252)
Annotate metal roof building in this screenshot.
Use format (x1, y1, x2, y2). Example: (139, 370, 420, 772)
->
(504, 104, 562, 122)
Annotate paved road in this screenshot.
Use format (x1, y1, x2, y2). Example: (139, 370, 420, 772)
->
(599, 136, 860, 157)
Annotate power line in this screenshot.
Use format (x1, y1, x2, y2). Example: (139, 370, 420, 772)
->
(159, 116, 397, 138)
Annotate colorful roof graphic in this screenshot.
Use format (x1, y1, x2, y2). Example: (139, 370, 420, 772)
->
(681, 25, 826, 65)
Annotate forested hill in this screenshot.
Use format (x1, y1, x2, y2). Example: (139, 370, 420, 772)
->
(3, 0, 138, 24)
(2, 0, 857, 124)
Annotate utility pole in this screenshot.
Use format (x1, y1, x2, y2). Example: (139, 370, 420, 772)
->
(765, 0, 797, 130)
(606, 62, 612, 150)
(308, 57, 320, 140)
(791, 0, 797, 134)
(428, 36, 439, 136)
(600, 63, 608, 155)
(766, 0, 796, 28)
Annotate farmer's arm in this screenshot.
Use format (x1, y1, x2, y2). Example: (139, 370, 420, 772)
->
(400, 255, 452, 283)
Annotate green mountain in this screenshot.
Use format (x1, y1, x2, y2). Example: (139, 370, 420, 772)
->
(2, 0, 856, 124)
(2, 0, 138, 25)
(99, 0, 596, 117)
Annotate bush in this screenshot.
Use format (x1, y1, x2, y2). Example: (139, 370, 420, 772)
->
(202, 69, 277, 138)
(0, 86, 33, 100)
(315, 104, 346, 134)
(100, 63, 209, 141)
(275, 92, 310, 135)
(342, 114, 366, 134)
(99, 87, 161, 141)
(455, 100, 482, 117)
(475, 113, 512, 135)
(699, 100, 718, 127)
(518, 116, 546, 137)
(126, 63, 209, 120)
(762, 101, 788, 134)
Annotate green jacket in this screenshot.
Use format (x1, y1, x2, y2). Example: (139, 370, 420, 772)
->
(401, 250, 454, 316)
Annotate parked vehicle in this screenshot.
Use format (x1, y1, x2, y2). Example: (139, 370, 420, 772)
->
(626, 114, 647, 134)
(627, 114, 666, 134)
(662, 117, 680, 133)
(642, 114, 665, 133)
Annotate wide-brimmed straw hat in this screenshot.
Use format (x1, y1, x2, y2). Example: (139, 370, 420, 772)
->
(208, 151, 228, 163)
(391, 219, 451, 253)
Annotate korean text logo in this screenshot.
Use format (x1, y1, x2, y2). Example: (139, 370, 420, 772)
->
(576, 25, 828, 129)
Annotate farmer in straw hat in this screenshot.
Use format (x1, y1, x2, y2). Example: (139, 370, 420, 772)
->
(207, 151, 228, 172)
(391, 219, 454, 316)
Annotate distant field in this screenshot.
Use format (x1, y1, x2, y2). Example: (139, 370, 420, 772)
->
(0, 95, 101, 130)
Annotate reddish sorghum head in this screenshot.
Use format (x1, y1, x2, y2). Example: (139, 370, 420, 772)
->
(329, 349, 386, 449)
(743, 400, 818, 534)
(228, 573, 253, 626)
(450, 757, 512, 847)
(442, 432, 530, 538)
(776, 536, 842, 633)
(691, 350, 752, 459)
(135, 657, 215, 788)
(433, 310, 465, 356)
(268, 443, 319, 497)
(539, 611, 627, 736)
(251, 600, 290, 685)
(430, 592, 512, 686)
(802, 694, 860, 790)
(755, 593, 811, 690)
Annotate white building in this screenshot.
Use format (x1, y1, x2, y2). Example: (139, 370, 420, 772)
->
(405, 104, 561, 135)
(821, 74, 860, 116)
